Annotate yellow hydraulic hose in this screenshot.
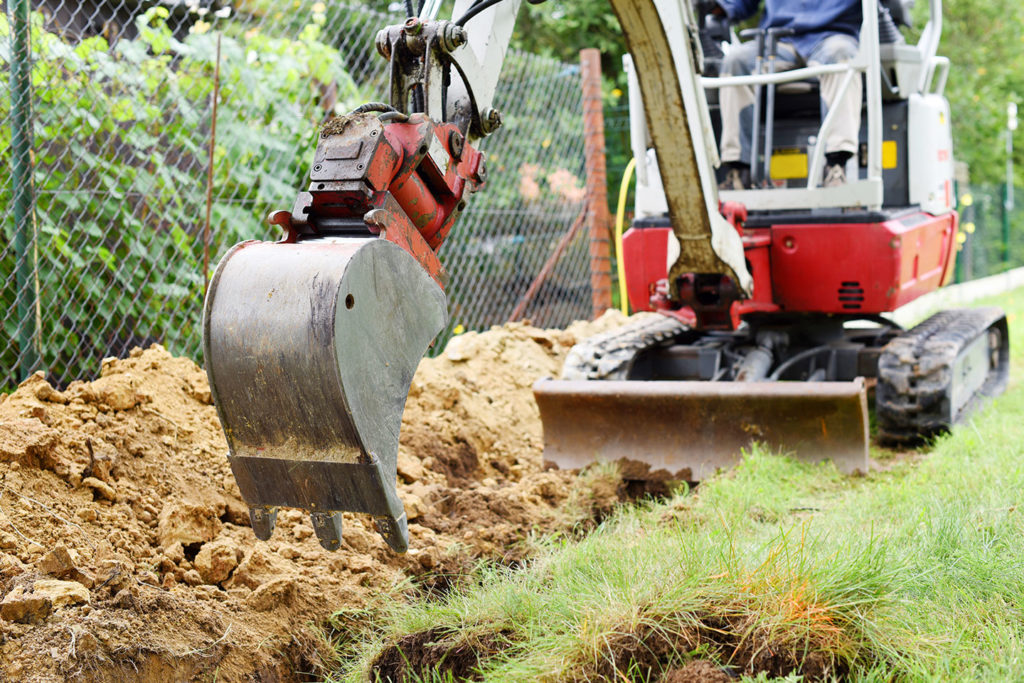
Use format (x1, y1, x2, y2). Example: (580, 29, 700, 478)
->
(614, 157, 637, 315)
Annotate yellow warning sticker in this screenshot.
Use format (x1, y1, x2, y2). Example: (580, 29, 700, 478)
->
(882, 140, 898, 169)
(770, 149, 808, 179)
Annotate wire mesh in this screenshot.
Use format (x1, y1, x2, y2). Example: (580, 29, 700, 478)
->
(956, 184, 1024, 283)
(0, 0, 591, 388)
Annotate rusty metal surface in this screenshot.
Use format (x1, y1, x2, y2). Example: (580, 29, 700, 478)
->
(287, 111, 483, 288)
(580, 48, 614, 316)
(203, 236, 446, 551)
(534, 378, 869, 481)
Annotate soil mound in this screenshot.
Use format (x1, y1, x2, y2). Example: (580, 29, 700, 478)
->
(0, 312, 630, 681)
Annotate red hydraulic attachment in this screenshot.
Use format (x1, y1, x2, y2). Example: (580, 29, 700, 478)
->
(269, 110, 486, 287)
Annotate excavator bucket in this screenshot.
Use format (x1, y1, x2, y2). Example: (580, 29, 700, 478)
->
(203, 237, 446, 553)
(534, 378, 869, 482)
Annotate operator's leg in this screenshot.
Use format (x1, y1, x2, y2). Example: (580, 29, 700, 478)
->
(719, 40, 761, 169)
(808, 34, 862, 185)
(720, 40, 798, 188)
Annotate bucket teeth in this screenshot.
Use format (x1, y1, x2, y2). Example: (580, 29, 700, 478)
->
(311, 511, 344, 551)
(249, 506, 278, 541)
(374, 514, 409, 554)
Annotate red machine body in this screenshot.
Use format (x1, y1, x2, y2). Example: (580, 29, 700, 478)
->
(622, 206, 958, 326)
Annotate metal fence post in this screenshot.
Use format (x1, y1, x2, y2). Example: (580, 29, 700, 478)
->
(1003, 182, 1013, 268)
(8, 0, 41, 380)
(963, 199, 974, 282)
(580, 48, 613, 317)
(953, 179, 962, 283)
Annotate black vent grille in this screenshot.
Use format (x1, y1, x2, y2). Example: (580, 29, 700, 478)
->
(838, 281, 864, 310)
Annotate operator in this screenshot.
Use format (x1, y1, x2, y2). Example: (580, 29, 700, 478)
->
(711, 0, 863, 189)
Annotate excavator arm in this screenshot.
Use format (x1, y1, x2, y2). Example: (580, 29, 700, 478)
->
(203, 0, 749, 552)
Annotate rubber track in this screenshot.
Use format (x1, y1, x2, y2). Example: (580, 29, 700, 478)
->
(562, 315, 689, 380)
(876, 307, 1008, 443)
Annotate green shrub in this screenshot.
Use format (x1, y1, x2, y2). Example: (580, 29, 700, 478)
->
(0, 7, 363, 385)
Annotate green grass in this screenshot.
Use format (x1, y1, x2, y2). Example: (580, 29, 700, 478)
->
(329, 288, 1024, 682)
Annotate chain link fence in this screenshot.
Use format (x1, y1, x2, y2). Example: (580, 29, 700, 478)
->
(955, 183, 1024, 283)
(0, 0, 592, 388)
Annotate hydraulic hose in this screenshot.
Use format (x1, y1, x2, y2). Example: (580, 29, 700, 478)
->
(349, 102, 397, 115)
(614, 157, 636, 315)
(455, 0, 505, 26)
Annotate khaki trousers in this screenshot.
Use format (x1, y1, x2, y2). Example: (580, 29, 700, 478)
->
(719, 33, 862, 165)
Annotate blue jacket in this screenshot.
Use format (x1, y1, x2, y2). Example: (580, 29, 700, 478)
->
(717, 0, 862, 58)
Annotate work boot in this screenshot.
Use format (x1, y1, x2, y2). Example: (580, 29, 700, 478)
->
(823, 163, 847, 188)
(718, 166, 750, 191)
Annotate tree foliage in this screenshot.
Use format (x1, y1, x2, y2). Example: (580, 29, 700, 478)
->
(511, 0, 626, 84)
(932, 0, 1024, 185)
(0, 7, 361, 383)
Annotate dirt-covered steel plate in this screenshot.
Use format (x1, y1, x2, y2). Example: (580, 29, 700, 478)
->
(534, 378, 869, 481)
(204, 237, 447, 552)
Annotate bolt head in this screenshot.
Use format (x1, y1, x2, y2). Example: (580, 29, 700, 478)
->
(480, 107, 503, 134)
(448, 130, 464, 159)
(443, 23, 468, 50)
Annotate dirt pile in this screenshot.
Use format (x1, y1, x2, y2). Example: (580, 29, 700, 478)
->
(0, 312, 629, 681)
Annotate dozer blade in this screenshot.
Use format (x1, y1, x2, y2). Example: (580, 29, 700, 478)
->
(203, 237, 446, 552)
(534, 378, 869, 482)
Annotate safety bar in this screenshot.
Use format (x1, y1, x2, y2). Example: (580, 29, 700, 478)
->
(701, 62, 855, 90)
(702, 60, 871, 192)
(916, 0, 943, 94)
(806, 68, 857, 188)
(702, 62, 868, 191)
(925, 55, 950, 95)
(701, 0, 883, 207)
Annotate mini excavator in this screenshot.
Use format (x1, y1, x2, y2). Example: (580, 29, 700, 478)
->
(203, 0, 1009, 553)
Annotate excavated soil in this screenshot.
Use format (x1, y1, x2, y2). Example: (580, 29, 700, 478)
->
(0, 312, 631, 682)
